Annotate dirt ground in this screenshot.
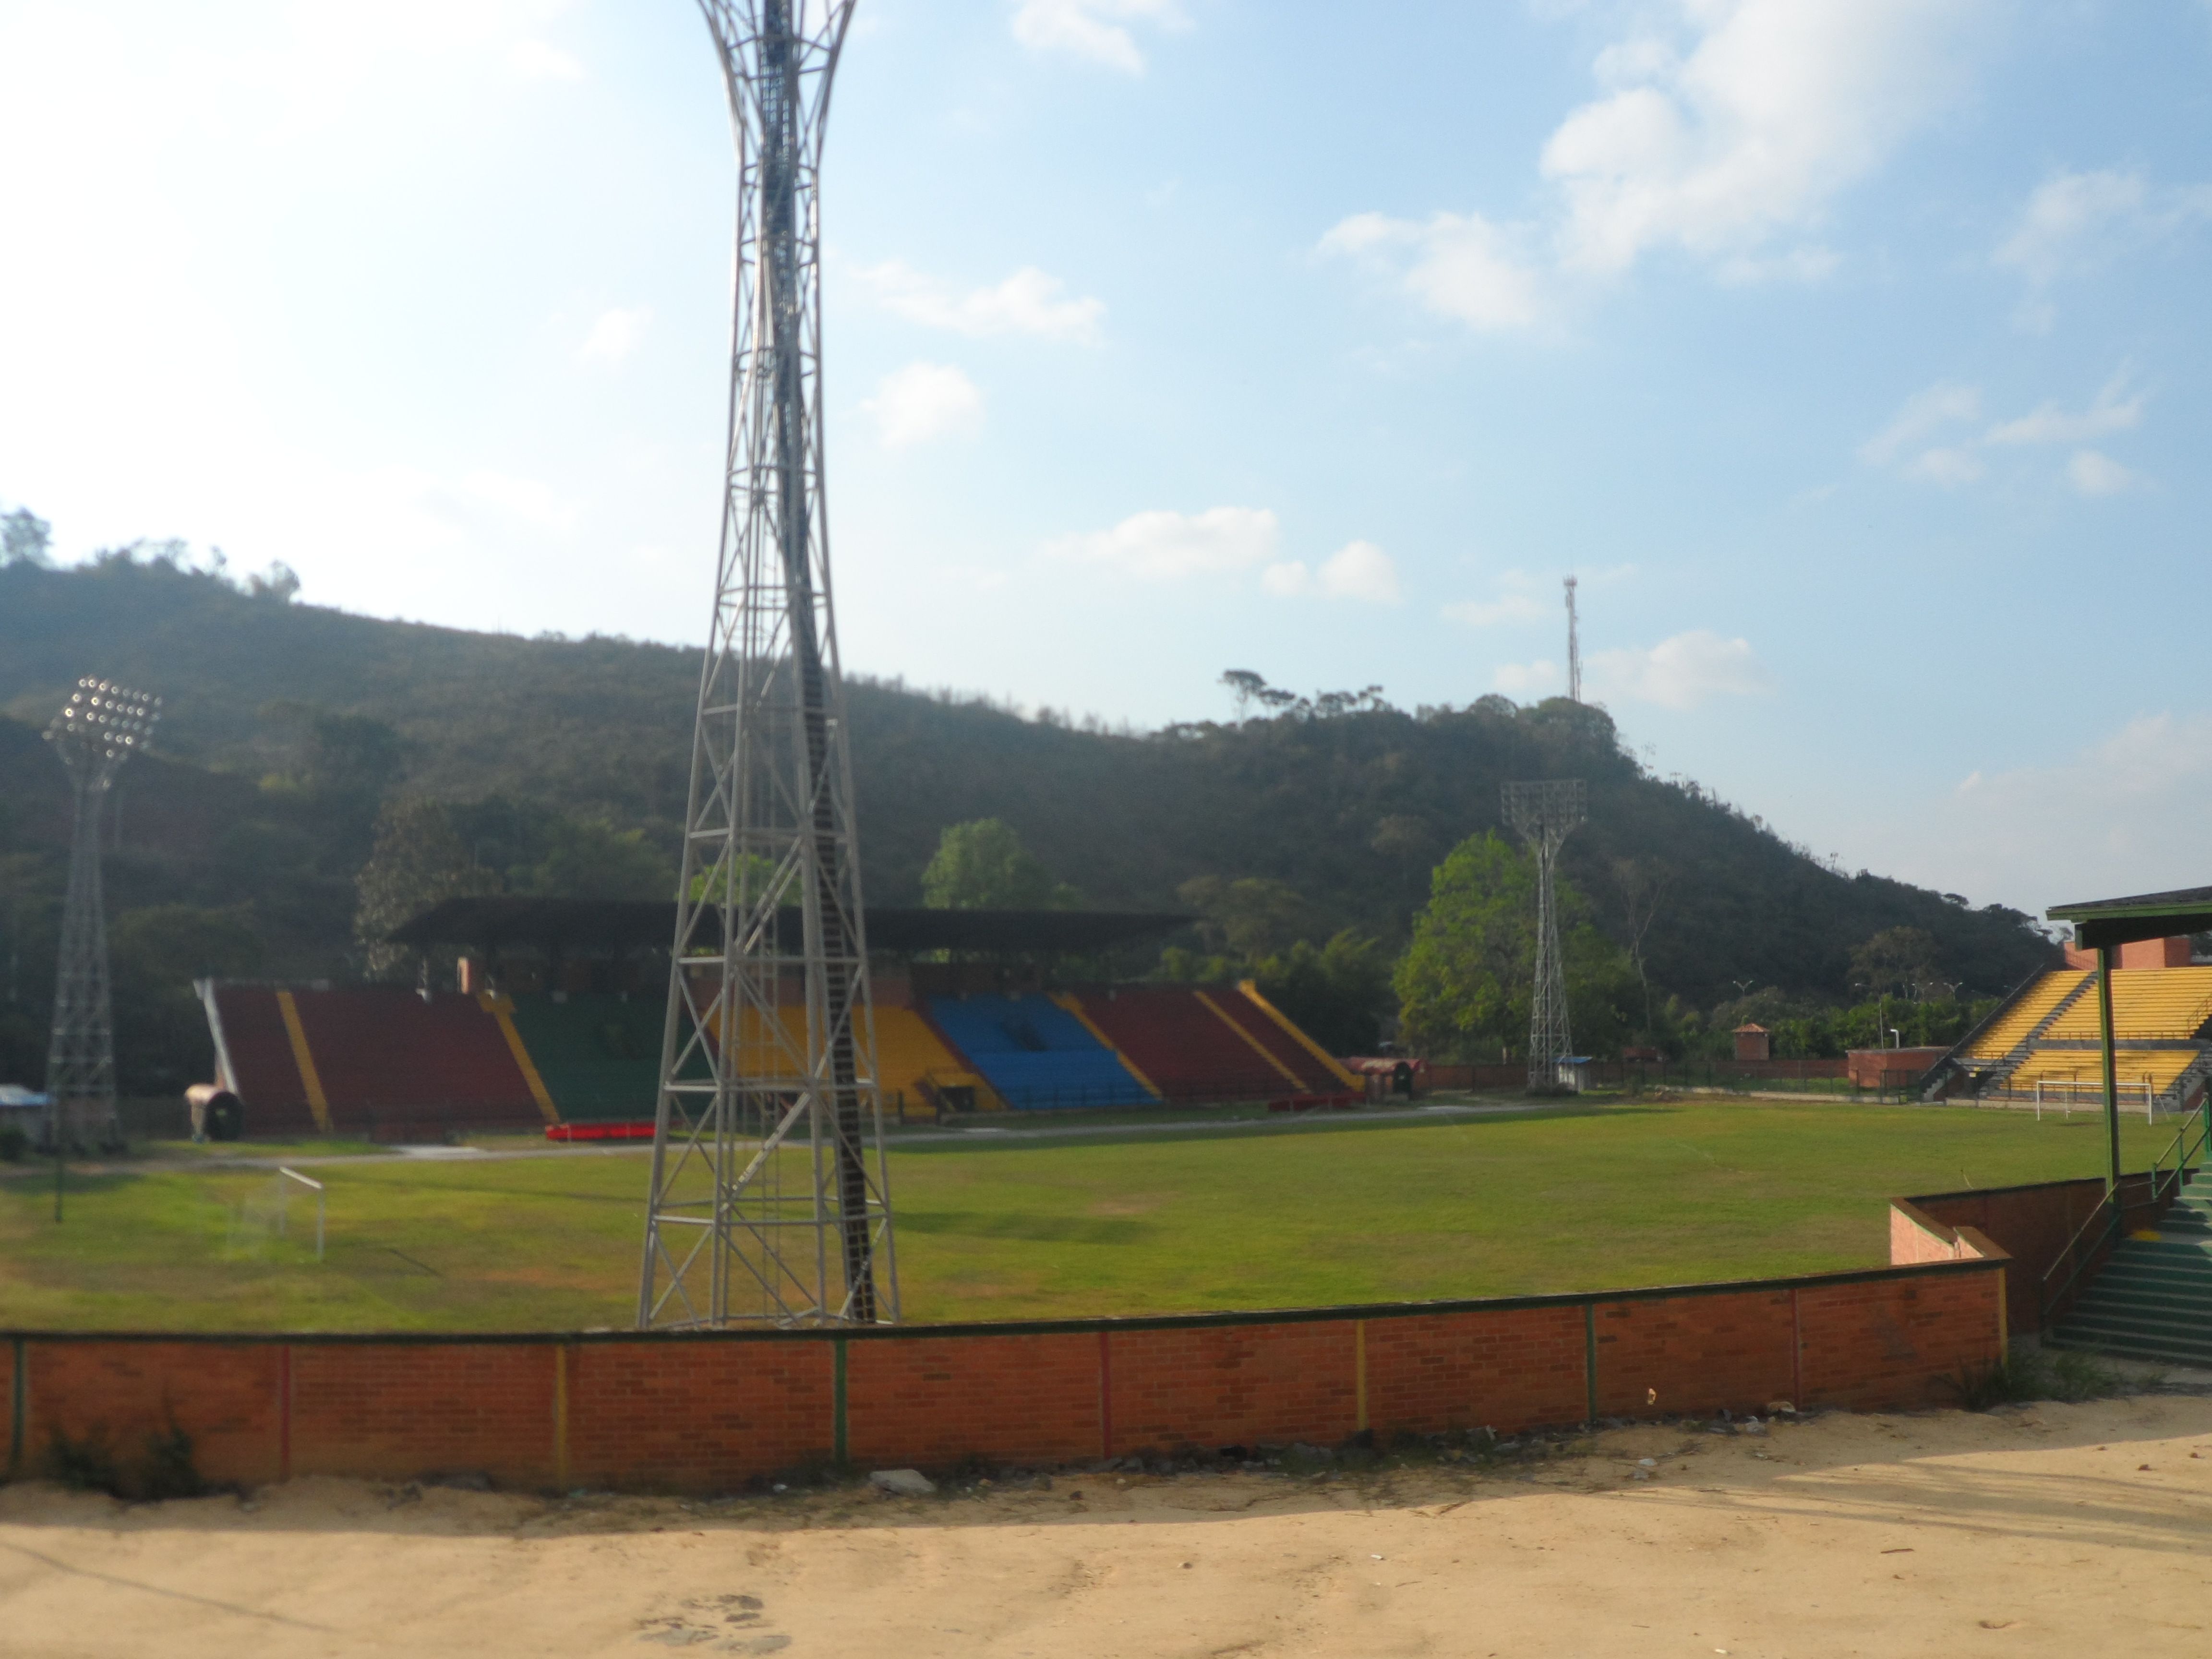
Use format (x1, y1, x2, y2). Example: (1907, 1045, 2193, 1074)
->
(3, 1396, 2210, 1659)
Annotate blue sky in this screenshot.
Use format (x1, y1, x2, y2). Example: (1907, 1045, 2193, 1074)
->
(3, 1, 2210, 916)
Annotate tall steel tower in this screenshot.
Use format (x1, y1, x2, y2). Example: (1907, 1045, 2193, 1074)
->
(1502, 779, 1585, 1092)
(44, 679, 161, 1151)
(1563, 575, 1581, 704)
(638, 0, 897, 1329)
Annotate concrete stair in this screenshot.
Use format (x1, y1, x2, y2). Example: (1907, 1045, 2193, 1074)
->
(2047, 1176, 2212, 1369)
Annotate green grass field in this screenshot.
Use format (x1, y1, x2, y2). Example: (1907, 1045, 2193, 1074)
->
(0, 1100, 2173, 1334)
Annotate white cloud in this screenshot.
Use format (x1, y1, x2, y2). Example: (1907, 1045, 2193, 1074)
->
(1318, 211, 1544, 332)
(1325, 1, 1991, 328)
(1010, 0, 1187, 75)
(450, 469, 578, 536)
(862, 262, 1105, 343)
(1855, 712, 2212, 912)
(1905, 446, 1982, 487)
(1444, 569, 1549, 627)
(1262, 540, 1401, 604)
(1863, 373, 2151, 493)
(507, 38, 582, 81)
(1985, 371, 2145, 446)
(1858, 380, 1980, 467)
(1995, 169, 2212, 289)
(863, 361, 984, 449)
(1495, 660, 1563, 696)
(1541, 0, 1988, 275)
(1447, 592, 1547, 628)
(2067, 449, 2142, 497)
(1588, 630, 1771, 709)
(576, 306, 649, 366)
(1046, 505, 1278, 580)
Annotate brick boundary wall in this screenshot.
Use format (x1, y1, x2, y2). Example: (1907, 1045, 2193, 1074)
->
(3, 1256, 2004, 1496)
(1893, 1172, 2175, 1335)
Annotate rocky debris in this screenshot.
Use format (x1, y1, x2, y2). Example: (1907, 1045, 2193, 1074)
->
(868, 1468, 936, 1497)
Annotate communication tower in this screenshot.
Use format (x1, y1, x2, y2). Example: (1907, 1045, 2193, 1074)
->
(1502, 778, 1586, 1092)
(1563, 575, 1581, 704)
(44, 679, 161, 1151)
(638, 0, 897, 1329)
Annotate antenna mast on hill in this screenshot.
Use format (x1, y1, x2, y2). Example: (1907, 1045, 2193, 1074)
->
(1563, 575, 1581, 703)
(638, 0, 897, 1329)
(44, 678, 160, 1152)
(1503, 778, 1585, 1093)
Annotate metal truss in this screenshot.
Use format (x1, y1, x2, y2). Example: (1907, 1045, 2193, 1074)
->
(1503, 779, 1586, 1093)
(638, 0, 898, 1329)
(44, 679, 160, 1151)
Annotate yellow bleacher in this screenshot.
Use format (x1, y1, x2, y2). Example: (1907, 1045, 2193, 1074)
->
(1964, 970, 2089, 1059)
(872, 1005, 999, 1114)
(2039, 967, 2212, 1042)
(712, 1006, 994, 1111)
(2006, 1047, 2203, 1095)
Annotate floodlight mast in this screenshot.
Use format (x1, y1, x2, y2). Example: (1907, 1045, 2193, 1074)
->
(43, 679, 161, 1151)
(1502, 779, 1586, 1092)
(638, 0, 897, 1329)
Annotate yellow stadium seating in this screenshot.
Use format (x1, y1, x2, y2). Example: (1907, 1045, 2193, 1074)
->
(2005, 1047, 2203, 1096)
(710, 1004, 997, 1112)
(2040, 967, 2212, 1042)
(1964, 970, 2090, 1059)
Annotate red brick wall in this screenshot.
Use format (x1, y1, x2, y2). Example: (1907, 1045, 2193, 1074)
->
(4, 1262, 2004, 1493)
(17, 1340, 285, 1487)
(1795, 1272, 2001, 1412)
(1896, 1174, 2168, 1333)
(846, 1331, 1097, 1469)
(1591, 1289, 1799, 1419)
(1364, 1305, 1587, 1436)
(1108, 1321, 1358, 1454)
(568, 1339, 832, 1490)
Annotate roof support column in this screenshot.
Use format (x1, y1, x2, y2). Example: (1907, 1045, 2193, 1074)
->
(2097, 945, 2120, 1200)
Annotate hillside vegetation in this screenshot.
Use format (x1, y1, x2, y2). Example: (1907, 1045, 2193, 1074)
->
(0, 550, 2051, 1092)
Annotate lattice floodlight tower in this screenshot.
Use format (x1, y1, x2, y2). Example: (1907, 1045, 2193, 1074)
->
(1502, 779, 1586, 1093)
(44, 678, 161, 1151)
(638, 0, 897, 1330)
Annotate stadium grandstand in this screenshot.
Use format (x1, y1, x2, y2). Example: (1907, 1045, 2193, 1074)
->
(1922, 936, 2212, 1113)
(194, 897, 1354, 1138)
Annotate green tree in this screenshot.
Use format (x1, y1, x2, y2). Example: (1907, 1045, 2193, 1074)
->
(352, 799, 501, 978)
(922, 819, 1076, 909)
(1394, 832, 1638, 1061)
(109, 904, 264, 1095)
(1176, 875, 1314, 959)
(516, 815, 675, 900)
(1, 506, 52, 567)
(1252, 929, 1394, 1054)
(1850, 926, 1941, 999)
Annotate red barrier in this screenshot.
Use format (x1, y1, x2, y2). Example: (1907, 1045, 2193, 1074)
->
(544, 1122, 657, 1142)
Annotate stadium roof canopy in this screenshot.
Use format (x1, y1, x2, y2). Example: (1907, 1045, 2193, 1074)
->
(2046, 886, 2212, 950)
(388, 895, 1191, 957)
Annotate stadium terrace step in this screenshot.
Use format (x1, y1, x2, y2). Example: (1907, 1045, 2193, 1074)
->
(2047, 1190, 2212, 1369)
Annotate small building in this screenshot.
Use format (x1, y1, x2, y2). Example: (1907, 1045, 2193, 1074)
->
(1847, 1046, 1950, 1089)
(1732, 1023, 1772, 1062)
(2064, 934, 2192, 971)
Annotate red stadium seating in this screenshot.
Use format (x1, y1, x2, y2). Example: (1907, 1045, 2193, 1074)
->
(1064, 986, 1310, 1103)
(207, 983, 541, 1138)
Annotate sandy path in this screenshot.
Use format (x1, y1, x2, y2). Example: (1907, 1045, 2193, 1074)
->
(3, 1397, 2209, 1659)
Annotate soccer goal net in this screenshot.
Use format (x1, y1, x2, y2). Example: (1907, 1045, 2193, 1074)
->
(229, 1166, 325, 1261)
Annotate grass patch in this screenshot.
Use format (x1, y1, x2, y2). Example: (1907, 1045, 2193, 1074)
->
(0, 1099, 2174, 1333)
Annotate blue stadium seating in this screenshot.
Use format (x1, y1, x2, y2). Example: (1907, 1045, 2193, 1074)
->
(922, 994, 1157, 1110)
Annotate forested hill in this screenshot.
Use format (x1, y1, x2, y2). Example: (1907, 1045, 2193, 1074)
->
(0, 553, 2050, 1017)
